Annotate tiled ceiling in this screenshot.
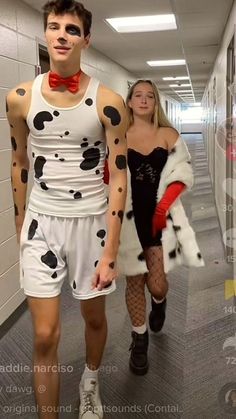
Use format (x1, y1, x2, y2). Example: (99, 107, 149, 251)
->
(23, 0, 234, 103)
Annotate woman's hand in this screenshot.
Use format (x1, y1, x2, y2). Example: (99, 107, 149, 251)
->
(91, 257, 117, 291)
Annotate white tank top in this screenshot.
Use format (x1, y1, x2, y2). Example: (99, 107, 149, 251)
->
(27, 74, 107, 217)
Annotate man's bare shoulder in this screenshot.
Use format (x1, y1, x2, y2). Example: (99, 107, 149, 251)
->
(7, 81, 33, 106)
(98, 84, 125, 108)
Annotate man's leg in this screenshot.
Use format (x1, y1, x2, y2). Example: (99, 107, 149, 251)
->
(27, 296, 61, 419)
(80, 295, 107, 371)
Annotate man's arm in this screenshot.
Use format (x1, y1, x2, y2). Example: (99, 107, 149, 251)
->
(94, 87, 127, 289)
(6, 85, 30, 242)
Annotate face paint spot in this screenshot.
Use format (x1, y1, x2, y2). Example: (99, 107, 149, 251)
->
(114, 138, 119, 144)
(103, 106, 121, 126)
(59, 158, 65, 162)
(94, 141, 102, 146)
(74, 191, 82, 199)
(69, 190, 74, 193)
(112, 211, 116, 216)
(101, 240, 105, 247)
(109, 262, 115, 269)
(118, 187, 123, 193)
(28, 219, 38, 240)
(14, 204, 19, 216)
(13, 162, 16, 167)
(96, 170, 100, 174)
(41, 250, 57, 269)
(51, 272, 57, 279)
(94, 260, 99, 267)
(80, 147, 100, 171)
(126, 210, 134, 219)
(65, 131, 69, 135)
(6, 99, 9, 112)
(97, 229, 106, 239)
(53, 111, 60, 117)
(118, 210, 124, 223)
(21, 169, 28, 183)
(33, 111, 54, 130)
(115, 155, 127, 170)
(11, 137, 17, 151)
(16, 88, 26, 96)
(34, 156, 46, 178)
(85, 98, 93, 106)
(40, 182, 49, 190)
(138, 252, 145, 261)
(73, 280, 76, 289)
(14, 188, 16, 192)
(169, 249, 177, 259)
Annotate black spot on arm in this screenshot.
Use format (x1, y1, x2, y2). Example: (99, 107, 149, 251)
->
(115, 155, 127, 170)
(109, 262, 115, 269)
(16, 88, 26, 96)
(114, 138, 119, 144)
(103, 106, 121, 126)
(14, 204, 19, 216)
(118, 210, 124, 223)
(11, 137, 17, 151)
(21, 169, 28, 183)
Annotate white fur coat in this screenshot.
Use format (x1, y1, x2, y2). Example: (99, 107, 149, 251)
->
(117, 136, 205, 275)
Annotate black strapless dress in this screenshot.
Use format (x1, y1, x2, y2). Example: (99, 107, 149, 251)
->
(128, 146, 168, 248)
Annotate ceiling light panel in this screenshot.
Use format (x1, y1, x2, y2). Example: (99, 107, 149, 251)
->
(148, 60, 186, 67)
(163, 76, 189, 80)
(106, 14, 177, 33)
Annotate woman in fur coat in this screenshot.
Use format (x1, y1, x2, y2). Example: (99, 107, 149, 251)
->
(116, 79, 204, 376)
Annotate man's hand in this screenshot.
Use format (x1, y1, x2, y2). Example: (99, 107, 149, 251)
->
(91, 257, 117, 291)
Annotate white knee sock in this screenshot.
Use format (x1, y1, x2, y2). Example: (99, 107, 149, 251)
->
(81, 364, 99, 383)
(132, 323, 147, 334)
(152, 296, 165, 304)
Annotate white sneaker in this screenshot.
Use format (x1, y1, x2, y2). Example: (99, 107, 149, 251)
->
(78, 378, 103, 418)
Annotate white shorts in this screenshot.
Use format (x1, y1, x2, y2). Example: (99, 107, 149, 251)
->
(20, 209, 116, 300)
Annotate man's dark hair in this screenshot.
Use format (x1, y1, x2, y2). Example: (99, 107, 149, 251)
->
(42, 0, 92, 37)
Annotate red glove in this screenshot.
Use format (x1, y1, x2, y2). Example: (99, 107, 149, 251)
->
(103, 159, 110, 184)
(152, 181, 186, 236)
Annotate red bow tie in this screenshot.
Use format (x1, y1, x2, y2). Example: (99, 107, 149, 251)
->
(48, 70, 82, 93)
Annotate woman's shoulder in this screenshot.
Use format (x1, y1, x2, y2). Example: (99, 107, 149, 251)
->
(160, 127, 180, 151)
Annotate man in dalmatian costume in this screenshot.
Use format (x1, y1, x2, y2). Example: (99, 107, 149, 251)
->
(6, 1, 127, 418)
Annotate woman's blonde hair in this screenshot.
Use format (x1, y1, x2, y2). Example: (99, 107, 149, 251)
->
(126, 79, 173, 129)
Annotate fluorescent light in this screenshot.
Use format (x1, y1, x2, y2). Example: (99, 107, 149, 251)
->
(106, 14, 177, 33)
(169, 83, 190, 87)
(147, 59, 186, 67)
(163, 76, 189, 80)
(175, 90, 192, 93)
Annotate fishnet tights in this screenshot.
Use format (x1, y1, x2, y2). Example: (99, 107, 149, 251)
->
(126, 246, 168, 327)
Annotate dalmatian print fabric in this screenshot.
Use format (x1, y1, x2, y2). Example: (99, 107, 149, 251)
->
(20, 209, 116, 299)
(26, 75, 107, 217)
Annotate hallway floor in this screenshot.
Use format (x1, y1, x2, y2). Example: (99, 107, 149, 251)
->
(0, 134, 235, 419)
